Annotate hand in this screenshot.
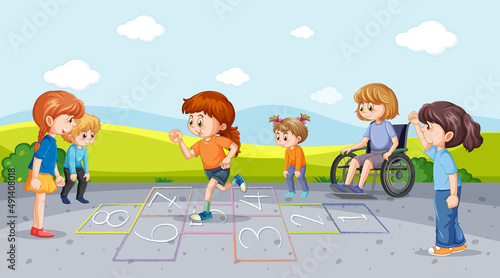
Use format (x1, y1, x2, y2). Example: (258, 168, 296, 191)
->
(55, 176, 65, 187)
(30, 178, 41, 191)
(169, 129, 183, 143)
(283, 170, 288, 178)
(408, 111, 420, 125)
(383, 152, 392, 161)
(447, 195, 459, 209)
(84, 173, 90, 181)
(220, 157, 231, 169)
(70, 174, 77, 182)
(341, 147, 352, 155)
(294, 171, 301, 178)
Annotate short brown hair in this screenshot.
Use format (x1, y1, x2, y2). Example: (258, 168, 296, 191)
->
(269, 113, 310, 143)
(62, 113, 101, 143)
(354, 83, 399, 121)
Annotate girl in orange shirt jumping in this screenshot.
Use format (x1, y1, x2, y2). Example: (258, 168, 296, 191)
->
(269, 114, 310, 198)
(169, 91, 247, 222)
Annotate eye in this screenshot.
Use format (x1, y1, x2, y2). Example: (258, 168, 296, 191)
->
(359, 105, 364, 111)
(69, 117, 74, 123)
(368, 103, 373, 111)
(189, 119, 193, 126)
(427, 122, 432, 130)
(197, 119, 203, 127)
(276, 134, 280, 140)
(91, 133, 95, 138)
(284, 134, 288, 141)
(82, 133, 87, 139)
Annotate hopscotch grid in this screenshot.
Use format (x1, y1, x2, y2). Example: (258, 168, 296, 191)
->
(278, 203, 341, 234)
(113, 187, 192, 262)
(322, 203, 389, 234)
(75, 203, 144, 234)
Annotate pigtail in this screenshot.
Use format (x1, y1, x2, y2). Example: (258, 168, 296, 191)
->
(219, 126, 241, 157)
(299, 113, 311, 123)
(34, 128, 46, 152)
(461, 114, 483, 152)
(269, 115, 280, 123)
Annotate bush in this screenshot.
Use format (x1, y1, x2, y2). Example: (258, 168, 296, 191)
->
(154, 177, 174, 183)
(1, 142, 66, 183)
(411, 157, 481, 183)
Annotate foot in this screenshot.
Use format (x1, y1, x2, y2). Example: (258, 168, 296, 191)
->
(427, 246, 452, 256)
(330, 183, 347, 193)
(300, 190, 309, 198)
(234, 174, 247, 193)
(76, 197, 89, 204)
(190, 211, 213, 223)
(343, 184, 364, 193)
(30, 227, 36, 236)
(61, 195, 70, 204)
(32, 228, 54, 238)
(452, 244, 467, 253)
(284, 191, 296, 198)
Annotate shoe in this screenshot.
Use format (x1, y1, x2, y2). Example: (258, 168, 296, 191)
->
(61, 195, 70, 204)
(30, 227, 36, 236)
(234, 174, 247, 193)
(343, 184, 364, 193)
(452, 244, 467, 253)
(76, 197, 89, 204)
(32, 228, 54, 238)
(300, 190, 309, 198)
(427, 246, 452, 256)
(284, 191, 296, 198)
(330, 183, 347, 193)
(190, 211, 213, 223)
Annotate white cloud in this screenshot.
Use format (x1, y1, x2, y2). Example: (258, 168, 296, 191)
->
(216, 67, 250, 86)
(43, 59, 101, 91)
(116, 15, 165, 42)
(395, 20, 459, 56)
(290, 26, 315, 39)
(310, 87, 343, 105)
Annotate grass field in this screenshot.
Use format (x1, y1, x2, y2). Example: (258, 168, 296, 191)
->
(1, 122, 498, 183)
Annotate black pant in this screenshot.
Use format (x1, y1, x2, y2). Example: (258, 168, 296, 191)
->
(61, 167, 88, 198)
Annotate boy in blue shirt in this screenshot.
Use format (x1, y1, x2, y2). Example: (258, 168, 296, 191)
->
(60, 114, 101, 204)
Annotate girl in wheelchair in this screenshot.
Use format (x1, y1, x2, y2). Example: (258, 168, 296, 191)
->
(330, 83, 399, 194)
(408, 102, 482, 256)
(270, 114, 311, 198)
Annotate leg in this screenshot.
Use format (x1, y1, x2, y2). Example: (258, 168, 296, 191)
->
(435, 190, 454, 248)
(453, 187, 466, 247)
(297, 166, 309, 191)
(204, 178, 219, 203)
(344, 158, 360, 185)
(217, 181, 232, 191)
(34, 193, 46, 229)
(358, 160, 374, 189)
(60, 168, 75, 197)
(76, 168, 88, 199)
(286, 166, 296, 192)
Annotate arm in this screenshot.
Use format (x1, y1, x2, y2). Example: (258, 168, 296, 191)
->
(30, 158, 42, 191)
(383, 136, 399, 160)
(83, 149, 90, 181)
(446, 173, 459, 208)
(408, 111, 431, 151)
(341, 137, 369, 155)
(220, 143, 238, 169)
(68, 147, 78, 182)
(169, 129, 195, 159)
(283, 150, 290, 177)
(294, 147, 304, 178)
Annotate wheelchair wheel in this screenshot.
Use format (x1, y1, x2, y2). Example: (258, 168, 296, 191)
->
(330, 153, 360, 185)
(380, 153, 415, 197)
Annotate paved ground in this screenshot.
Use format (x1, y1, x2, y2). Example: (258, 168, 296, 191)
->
(1, 182, 498, 278)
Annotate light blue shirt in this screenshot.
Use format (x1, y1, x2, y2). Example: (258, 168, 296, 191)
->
(363, 120, 397, 151)
(64, 144, 89, 174)
(425, 145, 462, 190)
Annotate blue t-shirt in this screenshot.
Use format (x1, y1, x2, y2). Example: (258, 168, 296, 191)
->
(363, 120, 397, 151)
(64, 144, 89, 174)
(28, 135, 59, 175)
(424, 145, 462, 190)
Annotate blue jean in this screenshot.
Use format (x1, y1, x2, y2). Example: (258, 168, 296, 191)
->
(286, 166, 309, 192)
(434, 187, 466, 248)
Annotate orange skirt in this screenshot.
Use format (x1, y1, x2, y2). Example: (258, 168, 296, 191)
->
(24, 170, 58, 194)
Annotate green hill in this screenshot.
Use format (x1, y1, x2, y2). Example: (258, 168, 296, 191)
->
(0, 122, 497, 183)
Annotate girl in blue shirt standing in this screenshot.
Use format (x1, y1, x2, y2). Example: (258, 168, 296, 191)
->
(409, 101, 483, 256)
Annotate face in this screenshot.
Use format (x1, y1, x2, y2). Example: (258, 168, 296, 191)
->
(187, 111, 226, 138)
(47, 114, 77, 135)
(71, 130, 96, 147)
(359, 102, 385, 121)
(421, 121, 453, 148)
(274, 130, 301, 148)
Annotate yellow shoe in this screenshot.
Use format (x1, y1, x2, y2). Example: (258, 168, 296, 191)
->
(427, 246, 452, 256)
(452, 244, 467, 253)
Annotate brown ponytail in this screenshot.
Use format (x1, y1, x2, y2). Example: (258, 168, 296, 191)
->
(182, 91, 241, 157)
(32, 91, 85, 152)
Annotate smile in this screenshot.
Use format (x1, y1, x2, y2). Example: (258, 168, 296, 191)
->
(62, 128, 67, 134)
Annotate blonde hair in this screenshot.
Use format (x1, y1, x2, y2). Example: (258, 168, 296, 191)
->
(269, 113, 310, 143)
(354, 83, 399, 121)
(62, 113, 101, 143)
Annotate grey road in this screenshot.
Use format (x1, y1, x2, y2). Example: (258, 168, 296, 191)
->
(1, 182, 498, 278)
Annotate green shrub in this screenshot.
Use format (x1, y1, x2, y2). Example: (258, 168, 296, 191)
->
(458, 168, 481, 183)
(411, 157, 481, 183)
(313, 176, 331, 183)
(1, 142, 66, 183)
(154, 177, 174, 183)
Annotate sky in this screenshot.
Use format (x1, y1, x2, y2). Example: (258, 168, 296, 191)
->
(1, 0, 500, 128)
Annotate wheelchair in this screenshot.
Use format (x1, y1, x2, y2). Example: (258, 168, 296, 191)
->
(330, 123, 415, 197)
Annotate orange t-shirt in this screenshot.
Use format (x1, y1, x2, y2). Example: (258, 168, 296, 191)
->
(191, 136, 234, 170)
(284, 145, 306, 170)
